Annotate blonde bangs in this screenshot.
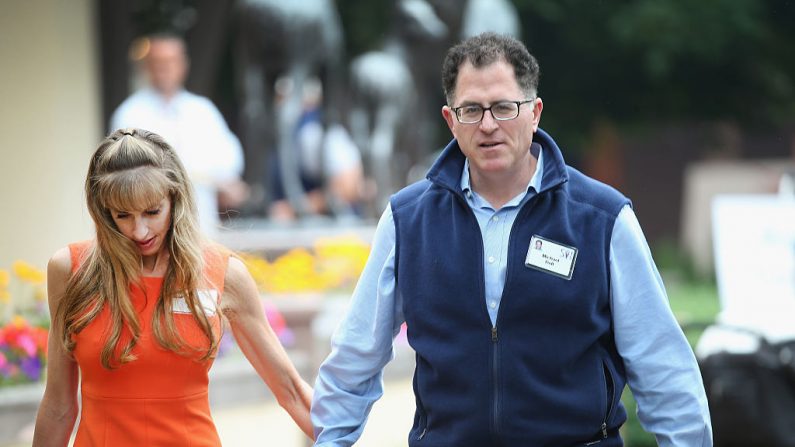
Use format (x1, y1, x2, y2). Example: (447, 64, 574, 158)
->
(98, 167, 174, 212)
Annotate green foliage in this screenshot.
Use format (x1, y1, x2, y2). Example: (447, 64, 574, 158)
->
(621, 386, 656, 447)
(508, 0, 795, 149)
(608, 0, 764, 79)
(337, 0, 392, 57)
(132, 0, 198, 35)
(650, 237, 702, 282)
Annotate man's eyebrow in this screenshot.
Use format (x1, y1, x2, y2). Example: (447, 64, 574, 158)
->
(455, 99, 513, 107)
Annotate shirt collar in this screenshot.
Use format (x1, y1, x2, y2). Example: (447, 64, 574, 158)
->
(460, 145, 544, 200)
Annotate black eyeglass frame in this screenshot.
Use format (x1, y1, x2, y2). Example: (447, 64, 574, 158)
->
(451, 98, 536, 124)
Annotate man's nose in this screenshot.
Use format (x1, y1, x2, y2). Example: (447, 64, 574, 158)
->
(479, 110, 499, 131)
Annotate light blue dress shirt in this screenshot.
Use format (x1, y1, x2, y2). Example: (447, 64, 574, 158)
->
(312, 150, 712, 446)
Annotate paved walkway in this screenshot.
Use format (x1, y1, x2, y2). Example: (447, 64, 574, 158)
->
(214, 377, 415, 447)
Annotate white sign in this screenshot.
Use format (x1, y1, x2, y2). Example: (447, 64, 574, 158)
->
(710, 195, 795, 343)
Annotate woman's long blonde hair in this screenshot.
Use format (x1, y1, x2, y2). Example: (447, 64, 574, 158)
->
(56, 128, 220, 368)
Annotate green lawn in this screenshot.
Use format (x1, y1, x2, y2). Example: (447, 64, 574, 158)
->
(621, 276, 720, 446)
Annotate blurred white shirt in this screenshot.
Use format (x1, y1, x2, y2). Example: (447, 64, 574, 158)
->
(299, 120, 362, 180)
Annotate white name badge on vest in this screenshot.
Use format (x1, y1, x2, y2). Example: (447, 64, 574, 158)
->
(524, 235, 578, 280)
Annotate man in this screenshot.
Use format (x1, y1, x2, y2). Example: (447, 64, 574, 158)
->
(311, 33, 711, 446)
(110, 33, 246, 237)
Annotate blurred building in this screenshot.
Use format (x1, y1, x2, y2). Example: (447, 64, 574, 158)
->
(0, 0, 99, 269)
(0, 0, 239, 268)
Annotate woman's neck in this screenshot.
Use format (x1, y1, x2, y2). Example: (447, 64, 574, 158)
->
(141, 249, 169, 277)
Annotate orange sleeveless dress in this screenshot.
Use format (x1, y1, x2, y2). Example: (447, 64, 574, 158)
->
(69, 241, 228, 446)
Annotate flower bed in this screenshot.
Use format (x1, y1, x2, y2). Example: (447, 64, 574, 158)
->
(0, 262, 48, 388)
(218, 235, 371, 356)
(240, 235, 370, 295)
(0, 261, 48, 445)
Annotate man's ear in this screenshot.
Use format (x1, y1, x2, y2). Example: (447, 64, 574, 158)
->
(531, 98, 543, 133)
(441, 105, 455, 132)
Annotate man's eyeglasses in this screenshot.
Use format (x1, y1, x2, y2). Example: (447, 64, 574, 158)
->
(451, 99, 535, 124)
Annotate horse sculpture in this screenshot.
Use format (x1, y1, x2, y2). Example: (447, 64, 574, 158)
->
(235, 0, 345, 216)
(348, 0, 449, 213)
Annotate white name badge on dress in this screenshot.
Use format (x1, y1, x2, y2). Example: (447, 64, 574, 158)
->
(172, 289, 219, 315)
(524, 235, 578, 280)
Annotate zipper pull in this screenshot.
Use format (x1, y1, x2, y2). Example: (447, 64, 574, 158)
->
(491, 327, 498, 342)
(601, 422, 608, 438)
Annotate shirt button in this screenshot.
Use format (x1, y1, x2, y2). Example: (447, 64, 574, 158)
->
(489, 301, 497, 309)
(492, 216, 499, 222)
(488, 256, 495, 264)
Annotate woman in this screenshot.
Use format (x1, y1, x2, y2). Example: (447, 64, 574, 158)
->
(32, 128, 313, 446)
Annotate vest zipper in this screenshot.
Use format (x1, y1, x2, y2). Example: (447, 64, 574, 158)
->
(583, 362, 616, 445)
(415, 382, 428, 440)
(491, 326, 500, 436)
(600, 362, 616, 439)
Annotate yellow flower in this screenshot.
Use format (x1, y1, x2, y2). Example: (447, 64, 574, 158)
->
(12, 261, 46, 284)
(0, 269, 9, 288)
(239, 236, 372, 295)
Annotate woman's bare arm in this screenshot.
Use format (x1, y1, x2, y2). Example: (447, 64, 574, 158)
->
(220, 256, 314, 439)
(32, 247, 80, 446)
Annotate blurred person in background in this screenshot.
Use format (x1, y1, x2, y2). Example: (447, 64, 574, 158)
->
(311, 32, 711, 446)
(32, 128, 312, 446)
(110, 33, 248, 238)
(267, 77, 365, 222)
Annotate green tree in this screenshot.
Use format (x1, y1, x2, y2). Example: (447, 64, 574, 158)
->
(510, 0, 795, 149)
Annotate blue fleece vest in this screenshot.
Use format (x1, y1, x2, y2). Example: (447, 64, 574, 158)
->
(391, 129, 631, 447)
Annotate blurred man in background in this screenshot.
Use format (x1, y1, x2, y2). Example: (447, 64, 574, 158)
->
(110, 33, 248, 237)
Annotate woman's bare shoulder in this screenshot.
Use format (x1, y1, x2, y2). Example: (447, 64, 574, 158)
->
(46, 246, 75, 312)
(48, 246, 73, 278)
(223, 255, 252, 291)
